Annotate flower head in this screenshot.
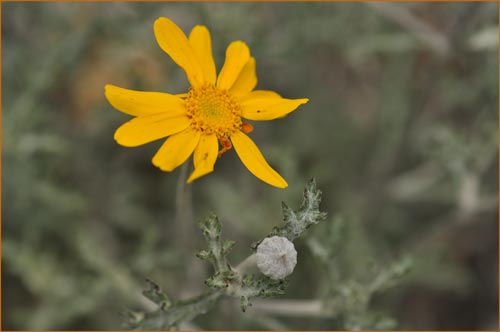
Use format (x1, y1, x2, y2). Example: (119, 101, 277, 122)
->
(256, 236, 297, 280)
(105, 17, 308, 188)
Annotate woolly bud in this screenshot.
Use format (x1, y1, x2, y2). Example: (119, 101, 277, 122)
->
(256, 236, 297, 280)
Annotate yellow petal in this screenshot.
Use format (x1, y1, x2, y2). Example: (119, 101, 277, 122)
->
(216, 41, 250, 90)
(187, 134, 218, 183)
(241, 95, 309, 121)
(238, 90, 281, 102)
(230, 131, 287, 188)
(114, 113, 191, 147)
(152, 128, 201, 172)
(229, 57, 257, 96)
(189, 25, 216, 85)
(105, 85, 185, 117)
(154, 17, 204, 87)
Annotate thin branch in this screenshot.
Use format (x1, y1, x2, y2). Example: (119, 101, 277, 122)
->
(366, 2, 450, 55)
(247, 299, 331, 318)
(234, 254, 257, 276)
(174, 162, 193, 247)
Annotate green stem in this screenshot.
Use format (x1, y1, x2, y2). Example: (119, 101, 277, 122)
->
(174, 162, 192, 247)
(133, 290, 224, 330)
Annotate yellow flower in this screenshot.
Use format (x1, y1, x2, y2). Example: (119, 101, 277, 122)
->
(105, 17, 308, 188)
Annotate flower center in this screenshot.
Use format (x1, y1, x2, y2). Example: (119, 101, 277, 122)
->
(185, 84, 242, 138)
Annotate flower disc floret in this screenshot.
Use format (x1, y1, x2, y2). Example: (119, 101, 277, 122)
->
(185, 84, 242, 138)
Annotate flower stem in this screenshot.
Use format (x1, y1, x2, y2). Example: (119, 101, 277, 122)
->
(174, 162, 192, 247)
(173, 162, 206, 297)
(234, 253, 257, 276)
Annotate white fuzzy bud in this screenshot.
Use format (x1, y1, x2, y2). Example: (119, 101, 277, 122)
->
(256, 236, 297, 280)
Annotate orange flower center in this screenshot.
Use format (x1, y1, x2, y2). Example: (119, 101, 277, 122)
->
(185, 84, 242, 139)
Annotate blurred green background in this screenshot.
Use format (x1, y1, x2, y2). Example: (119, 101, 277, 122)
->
(2, 2, 498, 330)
